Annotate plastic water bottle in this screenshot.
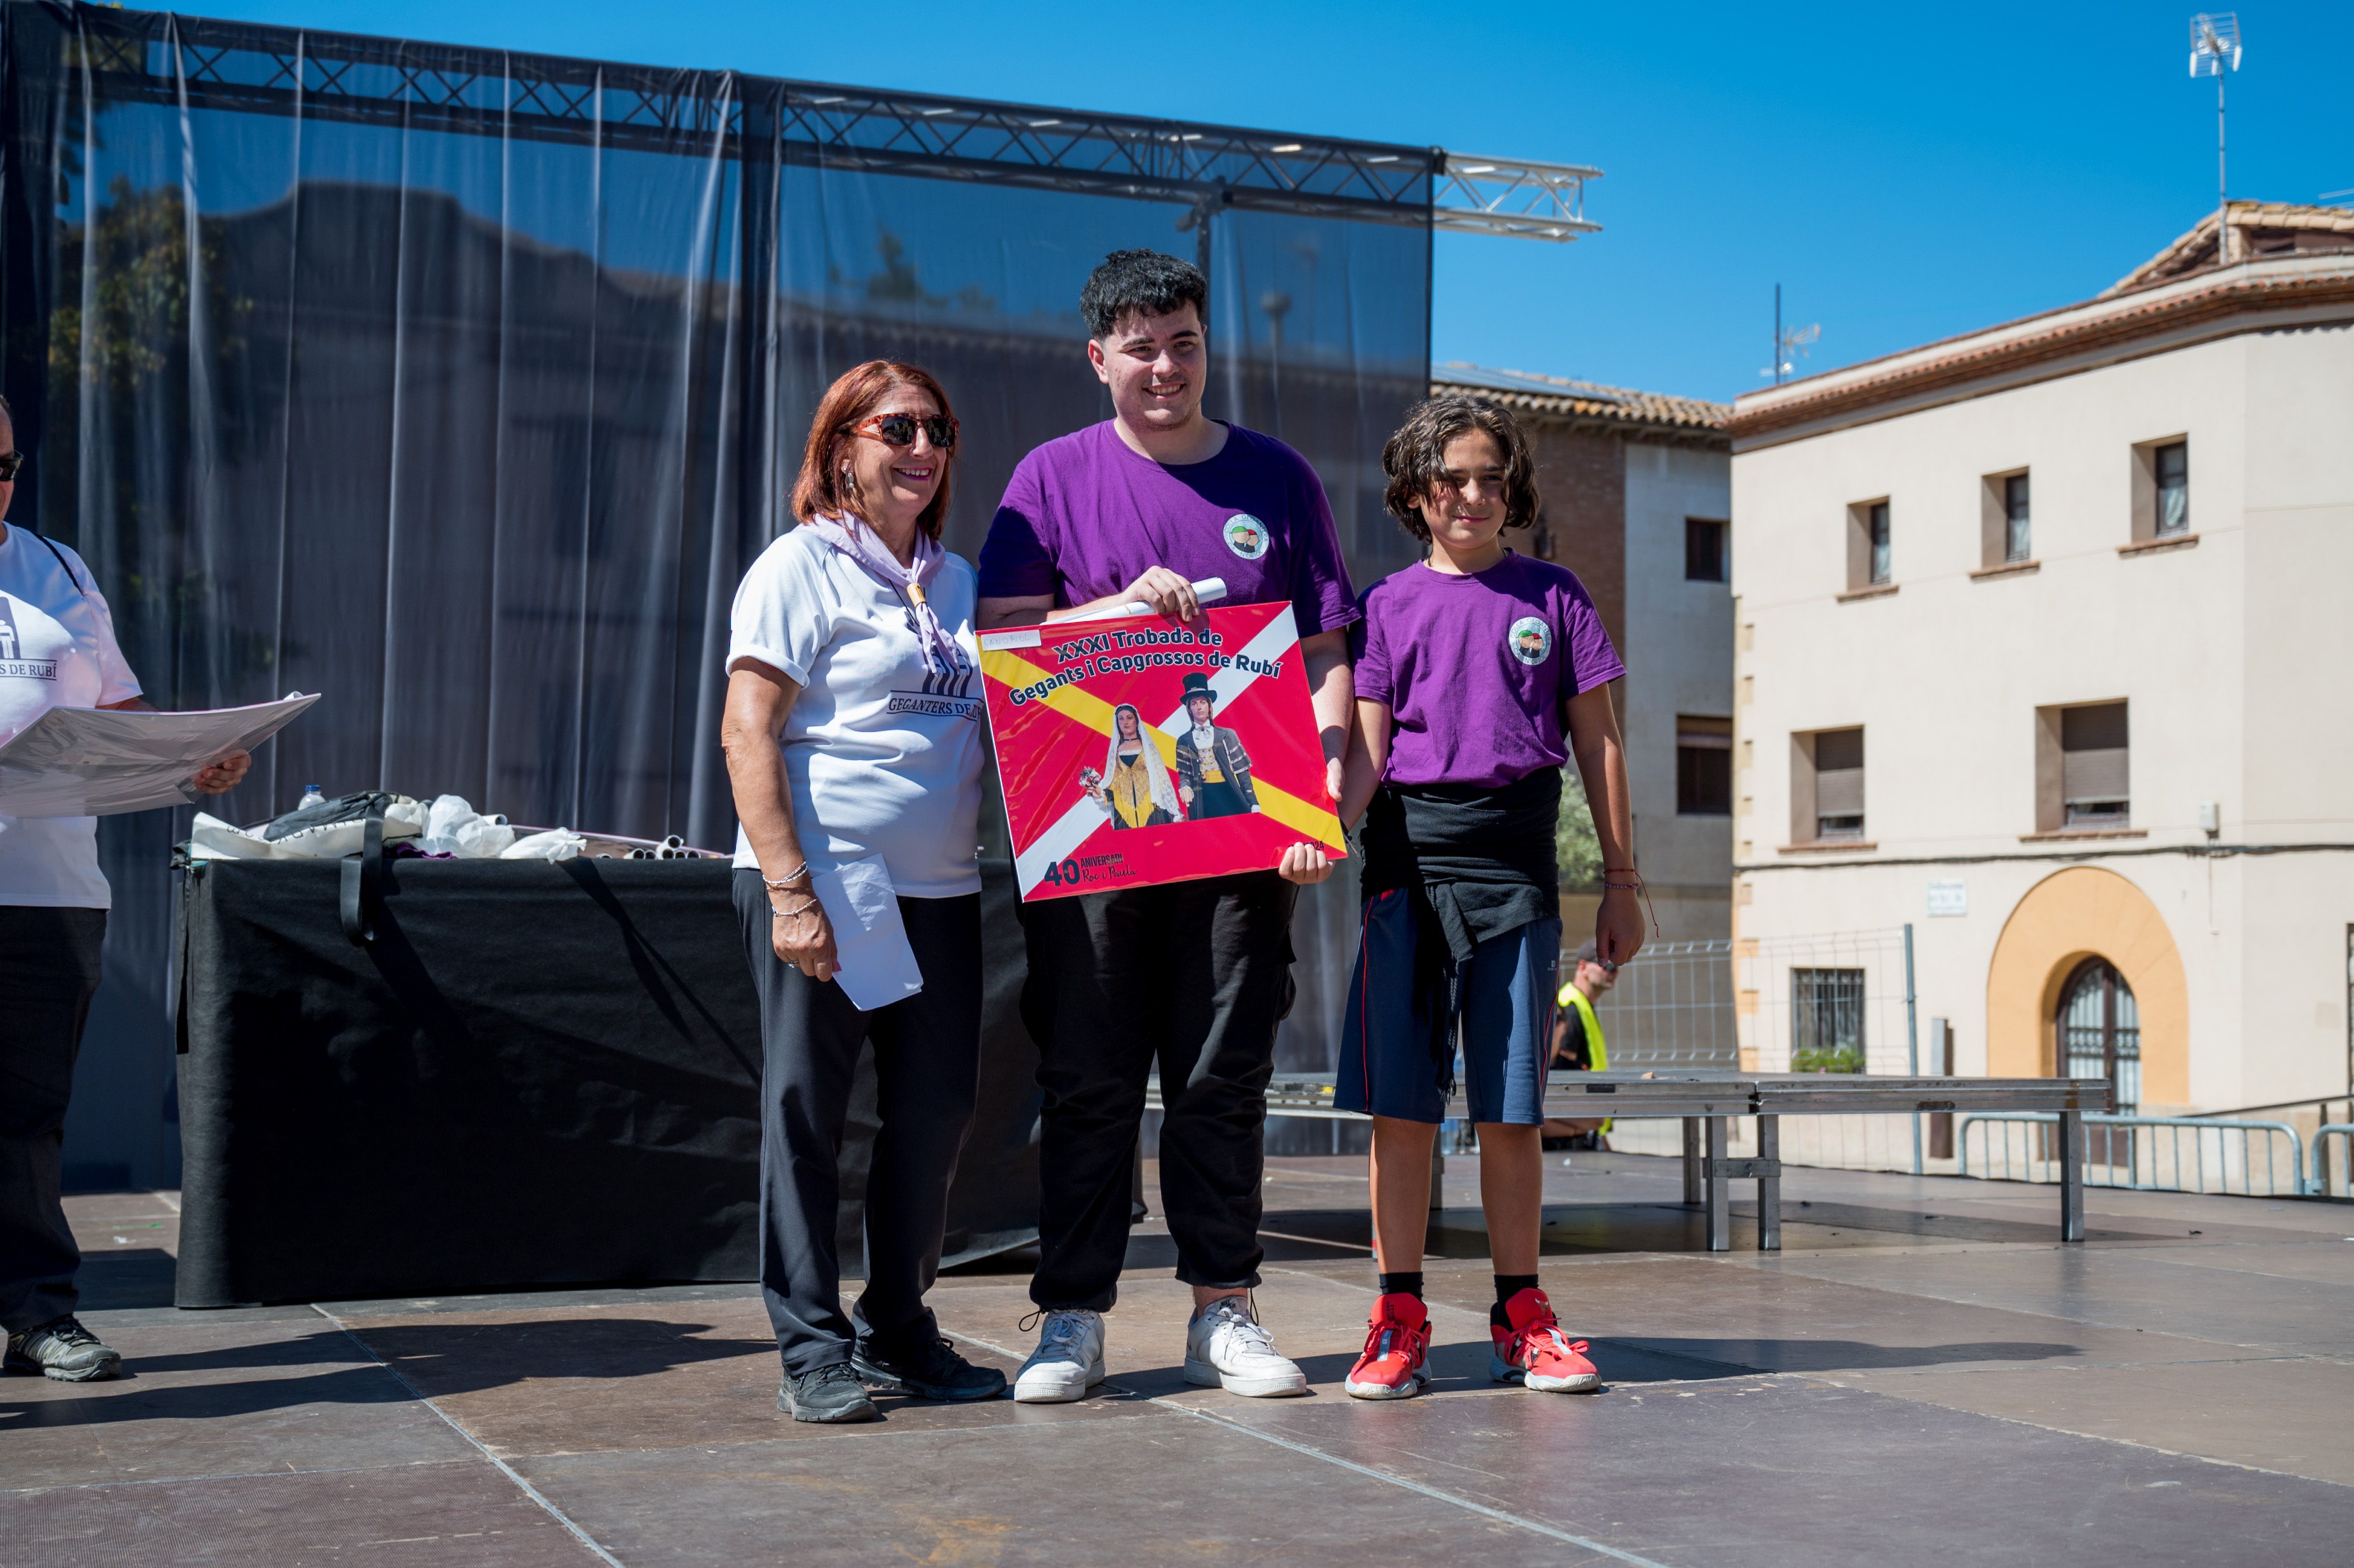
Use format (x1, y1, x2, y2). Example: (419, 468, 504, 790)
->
(298, 784, 325, 810)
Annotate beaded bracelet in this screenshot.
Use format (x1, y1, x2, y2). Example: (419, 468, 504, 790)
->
(761, 861, 810, 892)
(1595, 868, 1660, 937)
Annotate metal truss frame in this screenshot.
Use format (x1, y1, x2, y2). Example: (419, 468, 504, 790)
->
(62, 11, 1598, 240)
(1433, 153, 1603, 241)
(67, 12, 1436, 225)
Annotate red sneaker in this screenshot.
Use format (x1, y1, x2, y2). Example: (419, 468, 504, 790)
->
(1343, 1292, 1431, 1400)
(1489, 1287, 1600, 1393)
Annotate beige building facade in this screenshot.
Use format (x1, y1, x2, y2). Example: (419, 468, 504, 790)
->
(1728, 204, 2354, 1127)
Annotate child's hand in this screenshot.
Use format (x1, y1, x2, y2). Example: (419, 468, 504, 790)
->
(1597, 885, 1646, 968)
(1276, 843, 1332, 885)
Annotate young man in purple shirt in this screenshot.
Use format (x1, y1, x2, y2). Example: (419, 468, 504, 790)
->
(977, 250, 1352, 1403)
(1333, 394, 1645, 1401)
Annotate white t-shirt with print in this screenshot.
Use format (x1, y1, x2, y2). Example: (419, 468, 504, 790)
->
(727, 524, 984, 898)
(0, 527, 143, 907)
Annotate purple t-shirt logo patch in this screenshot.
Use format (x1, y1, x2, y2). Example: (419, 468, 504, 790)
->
(1508, 615, 1551, 666)
(1222, 514, 1268, 560)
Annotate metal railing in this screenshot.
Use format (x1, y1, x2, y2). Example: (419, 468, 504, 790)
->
(1959, 1113, 2308, 1197)
(2312, 1125, 2354, 1199)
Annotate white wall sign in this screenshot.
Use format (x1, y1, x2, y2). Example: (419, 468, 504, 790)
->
(1926, 879, 1967, 917)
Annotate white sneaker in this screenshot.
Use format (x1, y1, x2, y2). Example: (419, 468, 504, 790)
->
(1012, 1309, 1106, 1404)
(1184, 1295, 1307, 1397)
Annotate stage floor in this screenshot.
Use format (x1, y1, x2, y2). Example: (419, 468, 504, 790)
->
(9, 1152, 2354, 1564)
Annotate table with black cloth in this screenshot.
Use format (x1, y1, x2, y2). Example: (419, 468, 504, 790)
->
(173, 856, 1043, 1308)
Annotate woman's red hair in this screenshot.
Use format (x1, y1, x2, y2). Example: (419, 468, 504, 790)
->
(791, 361, 958, 540)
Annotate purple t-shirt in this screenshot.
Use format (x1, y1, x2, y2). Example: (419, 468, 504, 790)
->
(978, 421, 1358, 636)
(1354, 552, 1625, 789)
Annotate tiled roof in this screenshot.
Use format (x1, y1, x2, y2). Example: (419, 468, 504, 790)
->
(1431, 362, 1731, 443)
(2104, 201, 2354, 297)
(1731, 204, 2354, 448)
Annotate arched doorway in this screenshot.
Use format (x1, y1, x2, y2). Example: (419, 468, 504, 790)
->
(1984, 866, 2188, 1110)
(2059, 958, 2140, 1167)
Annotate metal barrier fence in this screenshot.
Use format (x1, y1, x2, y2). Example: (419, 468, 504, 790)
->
(1960, 1113, 2308, 1197)
(1571, 927, 1932, 1174)
(1580, 937, 1739, 1069)
(2313, 1125, 2354, 1199)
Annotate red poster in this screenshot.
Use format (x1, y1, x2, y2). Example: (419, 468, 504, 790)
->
(980, 602, 1348, 900)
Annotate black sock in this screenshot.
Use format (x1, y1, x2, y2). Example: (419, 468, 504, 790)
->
(1490, 1274, 1540, 1329)
(1377, 1271, 1424, 1300)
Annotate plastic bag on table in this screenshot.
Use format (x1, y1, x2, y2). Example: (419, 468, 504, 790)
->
(501, 828, 585, 862)
(419, 794, 515, 858)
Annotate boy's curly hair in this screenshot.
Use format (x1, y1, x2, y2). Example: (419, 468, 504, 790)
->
(1380, 394, 1540, 543)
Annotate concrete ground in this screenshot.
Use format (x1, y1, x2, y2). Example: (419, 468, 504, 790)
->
(8, 1152, 2354, 1565)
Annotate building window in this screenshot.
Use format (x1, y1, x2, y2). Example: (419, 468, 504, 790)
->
(2035, 700, 2129, 831)
(2155, 442, 2188, 535)
(1684, 517, 1727, 582)
(1677, 716, 1733, 815)
(2132, 437, 2190, 542)
(1791, 725, 1865, 844)
(1791, 968, 1866, 1073)
(1981, 470, 2032, 567)
(1846, 499, 1892, 591)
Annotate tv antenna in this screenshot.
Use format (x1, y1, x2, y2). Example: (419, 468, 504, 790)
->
(2189, 14, 2243, 215)
(1763, 283, 1820, 385)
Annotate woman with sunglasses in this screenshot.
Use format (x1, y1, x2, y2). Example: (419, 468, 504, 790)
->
(721, 361, 1000, 1422)
(1, 400, 251, 1385)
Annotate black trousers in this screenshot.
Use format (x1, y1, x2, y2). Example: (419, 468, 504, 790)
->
(1019, 871, 1297, 1311)
(733, 872, 980, 1376)
(0, 906, 107, 1335)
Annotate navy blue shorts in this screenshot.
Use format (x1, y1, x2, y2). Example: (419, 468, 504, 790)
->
(1335, 888, 1561, 1126)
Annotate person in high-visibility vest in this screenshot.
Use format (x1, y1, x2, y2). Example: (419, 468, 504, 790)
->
(1544, 938, 1617, 1149)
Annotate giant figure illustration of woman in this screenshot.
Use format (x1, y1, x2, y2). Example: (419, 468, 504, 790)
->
(1088, 703, 1180, 829)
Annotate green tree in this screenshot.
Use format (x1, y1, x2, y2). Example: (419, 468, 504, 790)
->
(1556, 767, 1601, 890)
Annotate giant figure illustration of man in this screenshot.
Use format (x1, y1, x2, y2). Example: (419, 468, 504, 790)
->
(1172, 673, 1257, 819)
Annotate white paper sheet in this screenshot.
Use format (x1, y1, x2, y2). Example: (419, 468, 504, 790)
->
(0, 692, 320, 819)
(809, 854, 924, 1012)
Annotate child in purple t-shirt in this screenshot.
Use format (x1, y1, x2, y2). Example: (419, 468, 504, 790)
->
(1334, 393, 1646, 1401)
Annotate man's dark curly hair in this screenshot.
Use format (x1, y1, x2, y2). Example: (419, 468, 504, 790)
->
(1380, 394, 1540, 543)
(1079, 249, 1208, 340)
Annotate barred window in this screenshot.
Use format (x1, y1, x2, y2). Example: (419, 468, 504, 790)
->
(1791, 968, 1866, 1073)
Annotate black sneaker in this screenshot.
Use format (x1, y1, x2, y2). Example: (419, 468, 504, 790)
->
(5, 1316, 123, 1383)
(853, 1335, 1007, 1403)
(779, 1361, 879, 1423)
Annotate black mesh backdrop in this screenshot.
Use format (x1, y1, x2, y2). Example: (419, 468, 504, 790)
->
(0, 4, 1433, 1185)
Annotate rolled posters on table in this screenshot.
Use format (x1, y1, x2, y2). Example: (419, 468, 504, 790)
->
(980, 601, 1346, 901)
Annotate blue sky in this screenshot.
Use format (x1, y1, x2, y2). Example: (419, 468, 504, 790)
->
(189, 1, 2353, 403)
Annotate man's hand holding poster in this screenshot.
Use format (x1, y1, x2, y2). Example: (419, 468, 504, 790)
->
(980, 602, 1346, 900)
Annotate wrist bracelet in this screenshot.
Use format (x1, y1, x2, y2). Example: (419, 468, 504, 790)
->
(762, 861, 810, 892)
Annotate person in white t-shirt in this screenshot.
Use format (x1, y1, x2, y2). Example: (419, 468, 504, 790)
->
(0, 399, 251, 1384)
(719, 361, 1000, 1423)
